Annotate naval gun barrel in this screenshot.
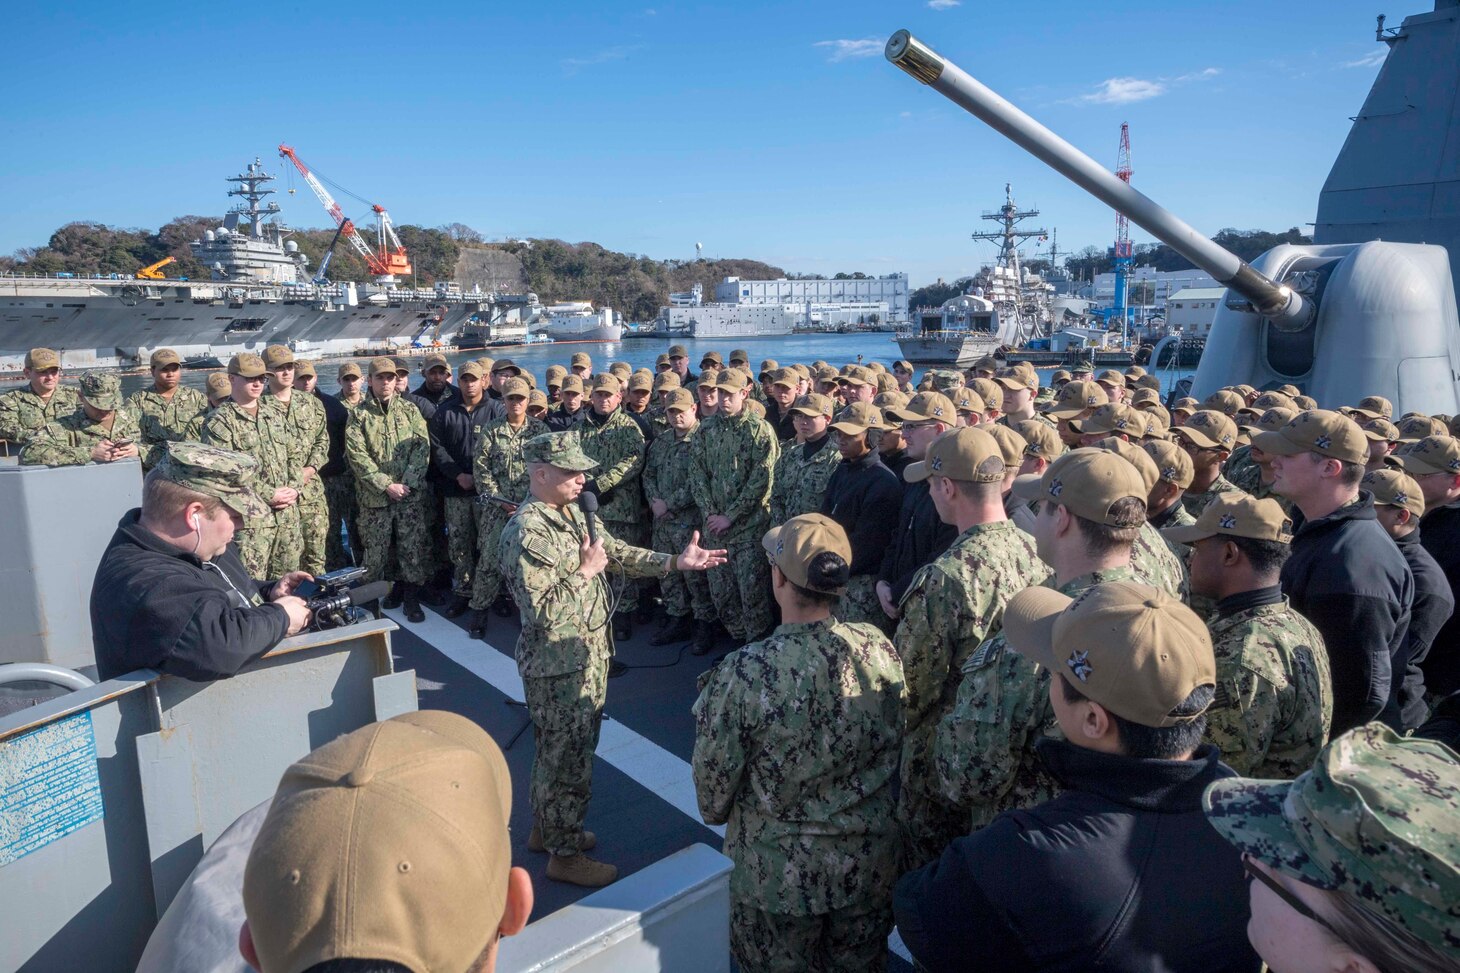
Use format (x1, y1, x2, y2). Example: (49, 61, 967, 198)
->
(886, 31, 1312, 332)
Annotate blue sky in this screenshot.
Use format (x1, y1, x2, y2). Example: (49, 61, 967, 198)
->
(0, 0, 1394, 286)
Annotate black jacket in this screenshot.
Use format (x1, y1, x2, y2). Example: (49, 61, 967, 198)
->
(1419, 504, 1460, 696)
(91, 510, 289, 682)
(1281, 493, 1413, 735)
(821, 452, 902, 575)
(411, 380, 460, 410)
(763, 400, 797, 441)
(313, 389, 351, 478)
(1384, 529, 1453, 730)
(878, 479, 957, 602)
(895, 740, 1259, 973)
(430, 398, 494, 498)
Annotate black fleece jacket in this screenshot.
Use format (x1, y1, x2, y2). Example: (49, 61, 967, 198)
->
(1419, 504, 1460, 696)
(91, 510, 289, 681)
(313, 389, 351, 478)
(878, 479, 957, 601)
(1384, 529, 1453, 730)
(895, 740, 1258, 973)
(1281, 493, 1413, 735)
(430, 398, 493, 498)
(820, 451, 902, 575)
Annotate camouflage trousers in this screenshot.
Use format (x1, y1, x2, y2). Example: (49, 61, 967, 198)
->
(470, 503, 512, 610)
(836, 575, 892, 633)
(522, 653, 608, 857)
(323, 473, 359, 571)
(653, 518, 714, 621)
(605, 518, 645, 614)
(444, 495, 480, 596)
(298, 477, 328, 577)
(237, 505, 303, 580)
(730, 898, 894, 973)
(707, 533, 772, 642)
(357, 499, 430, 585)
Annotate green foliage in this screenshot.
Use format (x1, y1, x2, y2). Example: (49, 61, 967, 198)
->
(909, 276, 975, 310)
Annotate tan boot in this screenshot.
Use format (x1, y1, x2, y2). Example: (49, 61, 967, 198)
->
(528, 824, 597, 853)
(546, 852, 618, 888)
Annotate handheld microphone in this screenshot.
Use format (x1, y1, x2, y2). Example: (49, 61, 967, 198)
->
(578, 492, 599, 545)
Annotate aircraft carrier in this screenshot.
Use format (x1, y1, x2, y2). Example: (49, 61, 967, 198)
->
(0, 159, 512, 374)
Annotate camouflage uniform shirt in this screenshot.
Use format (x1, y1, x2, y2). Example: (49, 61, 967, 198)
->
(270, 391, 329, 495)
(643, 422, 702, 527)
(692, 617, 905, 915)
(690, 411, 780, 544)
(502, 498, 674, 678)
(201, 400, 294, 516)
(0, 385, 81, 447)
(771, 436, 841, 525)
(1133, 521, 1190, 601)
(129, 386, 209, 470)
(1182, 472, 1242, 517)
(473, 416, 551, 504)
(1205, 595, 1334, 778)
(344, 396, 430, 508)
(1224, 444, 1259, 494)
(579, 408, 646, 525)
(20, 408, 142, 467)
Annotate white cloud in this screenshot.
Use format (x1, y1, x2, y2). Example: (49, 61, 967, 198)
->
(900, 110, 913, 118)
(927, 0, 961, 9)
(1344, 49, 1386, 68)
(1175, 67, 1221, 82)
(562, 45, 640, 74)
(815, 38, 883, 62)
(1080, 77, 1167, 104)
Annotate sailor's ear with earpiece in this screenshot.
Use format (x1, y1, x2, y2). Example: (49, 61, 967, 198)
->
(192, 512, 201, 531)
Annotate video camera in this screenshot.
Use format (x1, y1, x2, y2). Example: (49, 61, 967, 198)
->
(291, 566, 388, 631)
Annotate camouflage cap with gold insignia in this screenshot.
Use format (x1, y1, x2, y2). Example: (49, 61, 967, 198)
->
(522, 431, 598, 472)
(156, 441, 269, 519)
(78, 371, 123, 410)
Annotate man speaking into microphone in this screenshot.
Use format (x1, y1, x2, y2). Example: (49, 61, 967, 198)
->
(502, 431, 726, 888)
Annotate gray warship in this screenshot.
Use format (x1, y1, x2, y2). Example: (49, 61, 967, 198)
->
(0, 159, 509, 374)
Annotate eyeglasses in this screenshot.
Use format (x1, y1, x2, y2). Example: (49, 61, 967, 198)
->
(1242, 854, 1339, 938)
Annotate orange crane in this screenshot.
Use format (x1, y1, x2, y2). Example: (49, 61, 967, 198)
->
(135, 256, 176, 280)
(277, 144, 412, 284)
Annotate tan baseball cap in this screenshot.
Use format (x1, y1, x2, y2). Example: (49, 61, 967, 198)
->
(766, 367, 796, 389)
(559, 374, 585, 394)
(1364, 468, 1426, 518)
(889, 390, 957, 425)
(1361, 417, 1399, 443)
(1172, 410, 1239, 451)
(697, 369, 721, 389)
(906, 426, 1006, 484)
(150, 348, 181, 368)
(527, 389, 548, 409)
(714, 367, 749, 393)
(652, 371, 681, 392)
(1051, 369, 1072, 385)
(475, 357, 496, 374)
(1170, 396, 1200, 415)
(1395, 435, 1460, 476)
(1249, 391, 1296, 413)
(1250, 407, 1298, 436)
(790, 392, 835, 418)
(1130, 387, 1162, 408)
(1350, 394, 1394, 420)
(983, 423, 1028, 469)
(422, 352, 450, 372)
(24, 347, 60, 370)
(337, 361, 363, 380)
(1143, 439, 1194, 489)
(664, 387, 697, 413)
(838, 365, 875, 387)
(829, 401, 885, 436)
(1124, 365, 1148, 379)
(458, 360, 485, 380)
(205, 372, 232, 399)
(545, 364, 566, 385)
(294, 360, 316, 378)
(627, 371, 653, 392)
(589, 372, 622, 395)
(1135, 374, 1162, 392)
(729, 348, 750, 365)
(761, 513, 852, 593)
(229, 353, 268, 378)
(1011, 448, 1147, 527)
(570, 351, 592, 368)
(1069, 402, 1138, 438)
(1006, 582, 1215, 726)
(1095, 437, 1160, 492)
(700, 350, 724, 368)
(262, 344, 295, 370)
(392, 358, 411, 375)
(242, 711, 512, 973)
(1203, 389, 1245, 416)
(969, 377, 1003, 412)
(951, 387, 987, 416)
(490, 358, 520, 375)
(1041, 379, 1109, 419)
(1095, 369, 1127, 388)
(1394, 414, 1445, 443)
(1252, 409, 1369, 465)
(367, 356, 397, 378)
(501, 376, 530, 399)
(1015, 419, 1064, 462)
(667, 344, 689, 358)
(759, 358, 779, 376)
(1162, 492, 1294, 547)
(893, 359, 914, 372)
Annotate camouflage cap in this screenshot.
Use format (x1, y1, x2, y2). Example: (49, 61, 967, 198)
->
(457, 361, 485, 380)
(969, 377, 1003, 412)
(906, 426, 1005, 484)
(1363, 468, 1426, 518)
(761, 513, 852, 593)
(627, 371, 653, 392)
(1252, 409, 1368, 465)
(983, 423, 1028, 469)
(367, 357, 397, 378)
(1143, 439, 1194, 489)
(78, 371, 123, 410)
(1069, 402, 1138, 438)
(337, 362, 363, 380)
(663, 388, 697, 413)
(262, 344, 295, 370)
(1006, 581, 1215, 728)
(1172, 410, 1239, 451)
(790, 392, 835, 419)
(1042, 379, 1109, 419)
(150, 348, 181, 368)
(927, 369, 964, 393)
(205, 372, 233, 400)
(559, 374, 585, 394)
(653, 371, 681, 392)
(1162, 492, 1293, 546)
(1094, 437, 1160, 493)
(889, 390, 957, 425)
(1395, 435, 1460, 477)
(1071, 359, 1096, 373)
(1015, 419, 1064, 462)
(422, 352, 450, 372)
(1204, 723, 1460, 953)
(24, 347, 60, 370)
(522, 431, 597, 471)
(1350, 394, 1394, 420)
(1011, 448, 1147, 527)
(294, 360, 317, 378)
(156, 441, 269, 519)
(829, 401, 885, 437)
(570, 352, 592, 368)
(501, 377, 530, 399)
(229, 353, 268, 379)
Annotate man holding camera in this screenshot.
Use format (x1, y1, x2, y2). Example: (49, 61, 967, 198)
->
(91, 442, 313, 681)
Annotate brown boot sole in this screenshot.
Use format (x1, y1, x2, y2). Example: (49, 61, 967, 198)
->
(527, 825, 597, 853)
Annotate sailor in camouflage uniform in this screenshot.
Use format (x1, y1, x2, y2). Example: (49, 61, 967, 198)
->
(0, 347, 81, 452)
(506, 431, 725, 888)
(20, 371, 142, 468)
(691, 368, 780, 643)
(769, 392, 840, 525)
(893, 428, 1050, 869)
(933, 450, 1149, 831)
(578, 373, 648, 637)
(1092, 438, 1190, 600)
(1204, 724, 1460, 966)
(1165, 493, 1333, 778)
(129, 348, 209, 472)
(344, 357, 431, 622)
(181, 372, 233, 441)
(467, 377, 549, 636)
(262, 345, 330, 576)
(1172, 409, 1242, 516)
(642, 388, 716, 648)
(693, 515, 904, 973)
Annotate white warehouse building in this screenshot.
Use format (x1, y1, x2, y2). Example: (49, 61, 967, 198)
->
(714, 273, 909, 324)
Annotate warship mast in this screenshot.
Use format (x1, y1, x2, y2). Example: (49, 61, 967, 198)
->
(971, 184, 1049, 343)
(224, 158, 283, 239)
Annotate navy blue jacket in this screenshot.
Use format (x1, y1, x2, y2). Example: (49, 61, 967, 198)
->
(1384, 528, 1453, 730)
(1419, 504, 1460, 696)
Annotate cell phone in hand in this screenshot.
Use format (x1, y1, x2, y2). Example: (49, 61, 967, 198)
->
(111, 438, 134, 448)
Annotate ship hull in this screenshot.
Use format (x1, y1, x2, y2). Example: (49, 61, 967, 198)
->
(895, 330, 1004, 366)
(539, 323, 623, 342)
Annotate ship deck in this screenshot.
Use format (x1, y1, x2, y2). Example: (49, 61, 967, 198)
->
(381, 600, 918, 970)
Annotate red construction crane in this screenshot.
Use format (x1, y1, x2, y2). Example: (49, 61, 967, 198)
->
(278, 144, 412, 284)
(1114, 122, 1133, 263)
